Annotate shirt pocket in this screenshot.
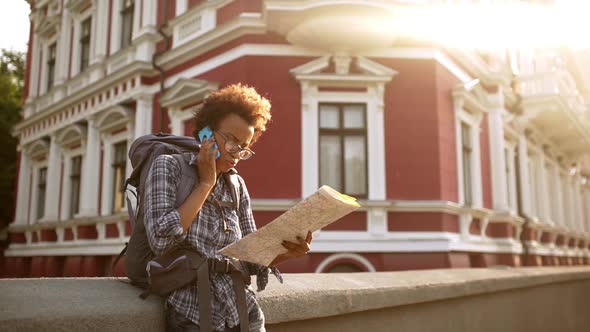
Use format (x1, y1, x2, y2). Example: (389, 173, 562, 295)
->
(221, 206, 241, 240)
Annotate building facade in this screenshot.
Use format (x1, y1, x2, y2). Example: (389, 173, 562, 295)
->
(3, 0, 590, 277)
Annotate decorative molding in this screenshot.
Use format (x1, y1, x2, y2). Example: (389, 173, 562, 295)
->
(161, 79, 219, 109)
(65, 0, 92, 14)
(56, 124, 87, 146)
(314, 253, 377, 273)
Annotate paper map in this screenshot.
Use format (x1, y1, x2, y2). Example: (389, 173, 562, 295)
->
(218, 185, 361, 266)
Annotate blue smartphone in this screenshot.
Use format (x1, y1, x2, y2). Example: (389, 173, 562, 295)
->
(197, 126, 221, 159)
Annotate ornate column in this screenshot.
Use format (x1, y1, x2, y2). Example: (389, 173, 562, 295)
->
(28, 15, 41, 100)
(55, 8, 71, 87)
(14, 147, 32, 225)
(487, 90, 509, 211)
(517, 134, 533, 217)
(573, 174, 584, 233)
(126, 120, 136, 210)
(537, 154, 552, 224)
(134, 95, 153, 139)
(78, 118, 100, 217)
(41, 135, 62, 222)
(60, 154, 72, 221)
(94, 0, 109, 63)
(553, 166, 565, 227)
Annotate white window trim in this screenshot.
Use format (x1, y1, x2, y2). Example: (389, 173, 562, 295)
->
(100, 130, 132, 216)
(97, 107, 134, 216)
(292, 56, 396, 200)
(30, 160, 49, 224)
(314, 253, 377, 273)
(110, 0, 139, 55)
(455, 109, 483, 208)
(39, 34, 59, 95)
(26, 140, 50, 224)
(70, 7, 94, 78)
(161, 79, 218, 136)
(168, 107, 196, 136)
(60, 147, 85, 221)
(53, 125, 87, 221)
(292, 55, 396, 238)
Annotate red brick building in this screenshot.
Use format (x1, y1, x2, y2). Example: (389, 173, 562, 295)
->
(3, 0, 590, 277)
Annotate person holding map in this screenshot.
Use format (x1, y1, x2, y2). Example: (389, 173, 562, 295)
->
(143, 83, 312, 332)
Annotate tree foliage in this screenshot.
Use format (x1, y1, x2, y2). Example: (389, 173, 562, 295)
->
(0, 49, 25, 233)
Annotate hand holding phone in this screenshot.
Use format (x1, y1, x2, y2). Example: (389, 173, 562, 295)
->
(197, 126, 221, 159)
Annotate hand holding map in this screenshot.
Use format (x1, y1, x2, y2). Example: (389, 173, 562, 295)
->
(218, 185, 361, 266)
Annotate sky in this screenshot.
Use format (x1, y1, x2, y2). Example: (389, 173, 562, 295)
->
(0, 0, 31, 53)
(0, 1, 588, 54)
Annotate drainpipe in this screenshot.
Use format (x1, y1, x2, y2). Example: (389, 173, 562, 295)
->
(152, 0, 170, 133)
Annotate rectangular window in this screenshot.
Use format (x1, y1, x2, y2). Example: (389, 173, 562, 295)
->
(46, 43, 56, 90)
(461, 122, 473, 206)
(37, 167, 48, 220)
(70, 156, 82, 217)
(112, 142, 127, 212)
(120, 0, 134, 49)
(80, 17, 92, 72)
(319, 104, 367, 198)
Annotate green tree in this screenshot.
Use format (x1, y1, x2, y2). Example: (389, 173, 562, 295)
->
(0, 49, 25, 237)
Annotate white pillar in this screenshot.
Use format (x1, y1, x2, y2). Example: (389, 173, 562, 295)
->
(472, 115, 483, 208)
(573, 175, 584, 233)
(517, 134, 532, 217)
(132, 0, 142, 39)
(554, 167, 565, 227)
(55, 9, 71, 86)
(29, 28, 40, 99)
(100, 139, 112, 216)
(89, 1, 100, 65)
(176, 0, 188, 16)
(141, 0, 157, 33)
(126, 121, 136, 210)
(506, 146, 518, 213)
(60, 155, 72, 221)
(584, 188, 590, 233)
(367, 88, 386, 200)
(94, 0, 108, 63)
(537, 155, 551, 224)
(134, 95, 153, 139)
(14, 148, 32, 225)
(78, 119, 100, 217)
(487, 104, 509, 211)
(168, 109, 183, 136)
(41, 135, 62, 222)
(39, 42, 49, 95)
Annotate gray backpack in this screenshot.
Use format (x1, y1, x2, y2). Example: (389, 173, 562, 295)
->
(113, 133, 250, 332)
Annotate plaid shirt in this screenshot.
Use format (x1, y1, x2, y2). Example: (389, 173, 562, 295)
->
(144, 153, 282, 331)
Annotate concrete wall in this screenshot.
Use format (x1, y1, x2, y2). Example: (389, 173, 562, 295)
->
(1, 267, 590, 331)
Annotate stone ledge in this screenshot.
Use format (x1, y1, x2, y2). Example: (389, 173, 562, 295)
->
(259, 266, 590, 324)
(1, 267, 590, 331)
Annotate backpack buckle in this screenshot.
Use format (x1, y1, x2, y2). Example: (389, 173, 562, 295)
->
(209, 258, 232, 273)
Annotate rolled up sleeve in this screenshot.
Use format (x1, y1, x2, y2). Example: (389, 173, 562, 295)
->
(144, 155, 187, 256)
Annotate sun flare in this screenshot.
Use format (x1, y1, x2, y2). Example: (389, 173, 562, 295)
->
(387, 0, 590, 50)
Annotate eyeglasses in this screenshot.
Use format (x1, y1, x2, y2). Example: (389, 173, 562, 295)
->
(216, 131, 255, 160)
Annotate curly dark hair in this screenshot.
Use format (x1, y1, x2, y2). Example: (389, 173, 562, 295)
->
(192, 83, 272, 144)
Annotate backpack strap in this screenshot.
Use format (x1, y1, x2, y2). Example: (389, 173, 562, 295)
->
(223, 172, 241, 211)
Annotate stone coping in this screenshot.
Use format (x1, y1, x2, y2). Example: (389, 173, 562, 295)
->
(1, 267, 590, 330)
